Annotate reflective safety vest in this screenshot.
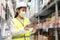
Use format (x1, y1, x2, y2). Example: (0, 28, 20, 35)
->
(12, 18, 30, 40)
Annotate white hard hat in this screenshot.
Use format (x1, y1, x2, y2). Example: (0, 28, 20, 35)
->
(16, 2, 27, 9)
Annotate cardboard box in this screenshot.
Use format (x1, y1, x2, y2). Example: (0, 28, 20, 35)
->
(32, 35, 48, 40)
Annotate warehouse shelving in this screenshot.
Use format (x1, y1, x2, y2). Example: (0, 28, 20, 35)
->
(32, 0, 60, 40)
(44, 0, 59, 40)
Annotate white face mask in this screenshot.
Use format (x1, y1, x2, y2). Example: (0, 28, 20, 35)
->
(19, 11, 27, 17)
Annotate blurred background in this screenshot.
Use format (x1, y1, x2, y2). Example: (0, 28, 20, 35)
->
(0, 0, 60, 40)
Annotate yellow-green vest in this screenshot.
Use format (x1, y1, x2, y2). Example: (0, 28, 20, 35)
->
(12, 18, 30, 40)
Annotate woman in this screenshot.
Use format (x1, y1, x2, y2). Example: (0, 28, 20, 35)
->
(11, 2, 31, 40)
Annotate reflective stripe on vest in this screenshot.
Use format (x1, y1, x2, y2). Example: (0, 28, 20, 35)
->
(12, 36, 30, 39)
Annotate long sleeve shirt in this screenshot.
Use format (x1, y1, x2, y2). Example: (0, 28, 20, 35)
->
(10, 20, 25, 35)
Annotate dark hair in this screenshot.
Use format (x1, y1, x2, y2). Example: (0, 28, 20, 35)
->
(14, 12, 18, 18)
(14, 7, 22, 18)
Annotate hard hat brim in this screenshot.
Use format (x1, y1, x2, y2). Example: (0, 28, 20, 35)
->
(16, 6, 27, 10)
